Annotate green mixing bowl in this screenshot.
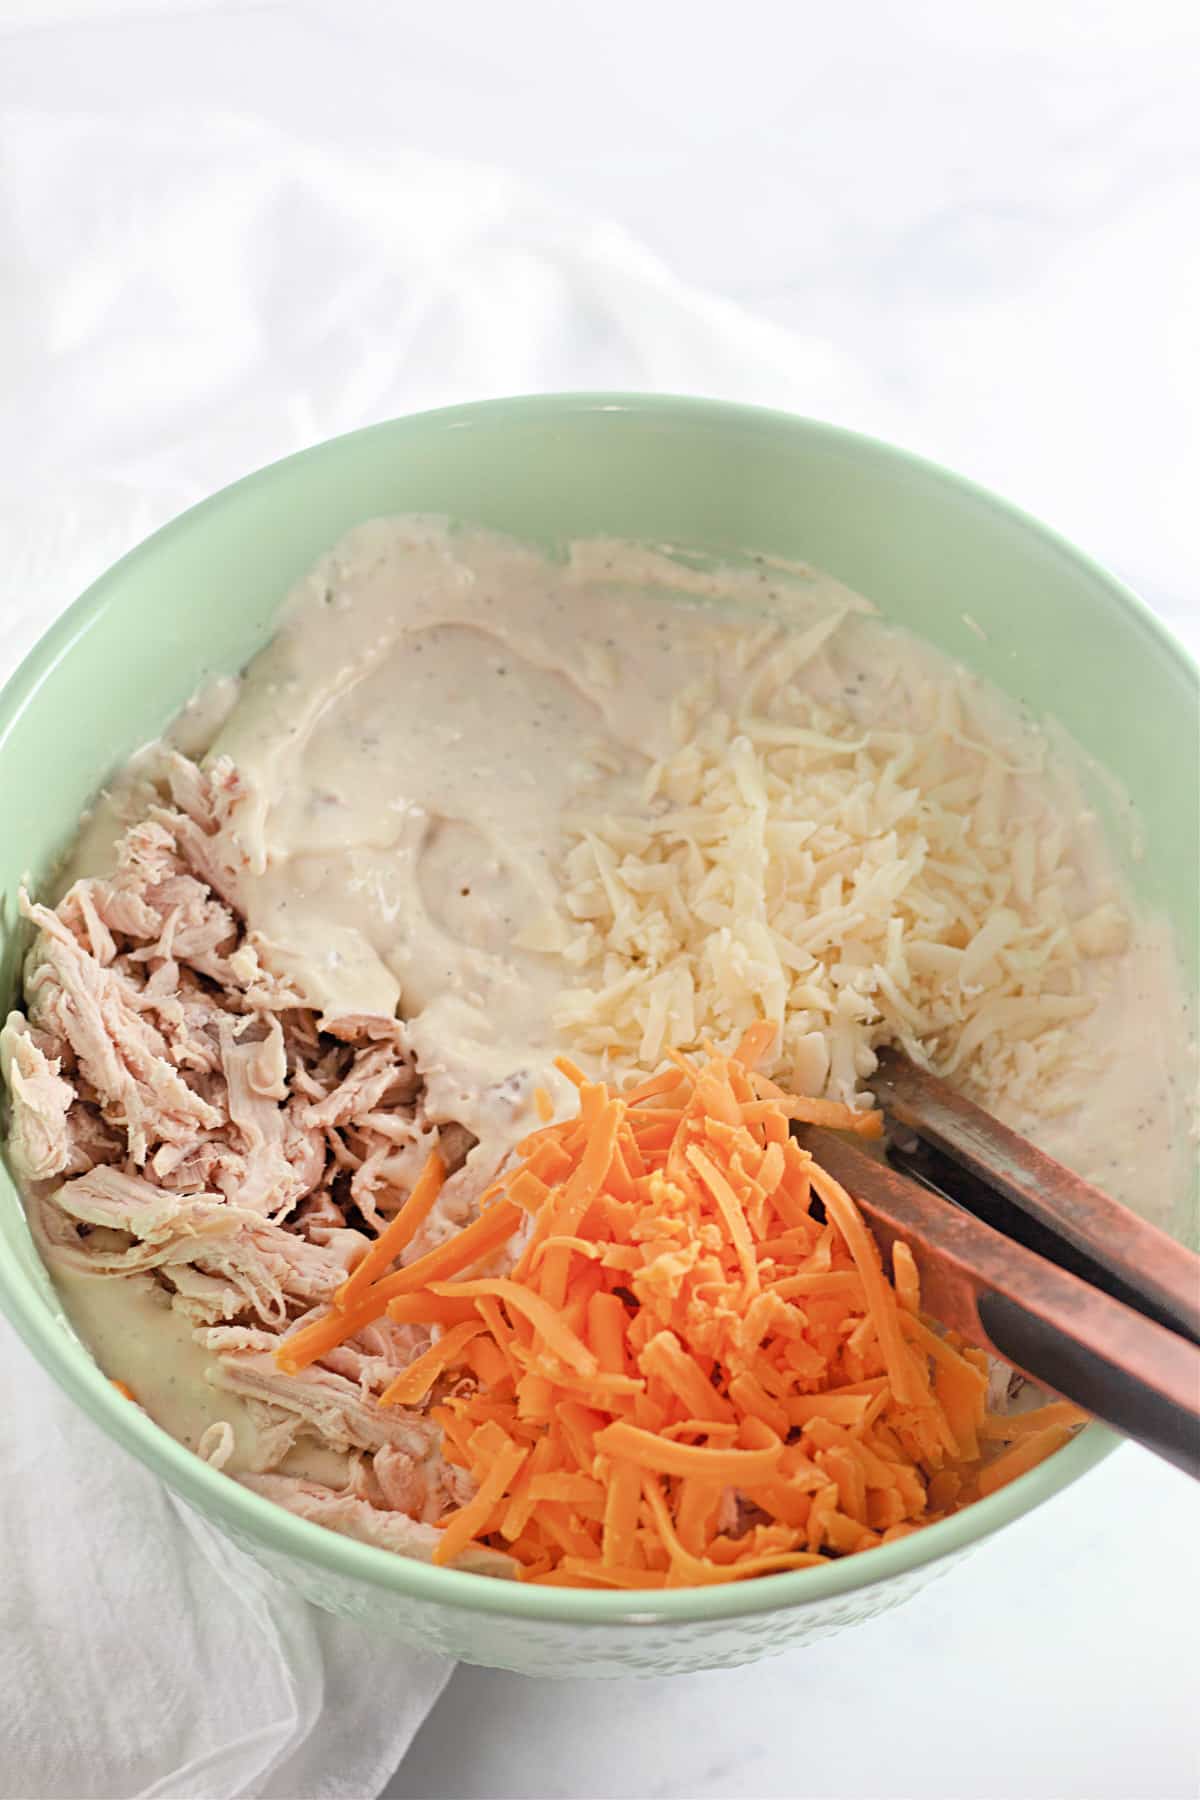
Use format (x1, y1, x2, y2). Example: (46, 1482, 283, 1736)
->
(1, 396, 1194, 1677)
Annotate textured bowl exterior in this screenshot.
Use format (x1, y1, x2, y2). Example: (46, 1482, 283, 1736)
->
(0, 395, 1193, 1676)
(216, 1505, 974, 1676)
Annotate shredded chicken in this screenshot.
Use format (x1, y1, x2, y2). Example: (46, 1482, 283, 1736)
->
(209, 1347, 439, 1456)
(1, 755, 486, 1561)
(238, 1473, 514, 1574)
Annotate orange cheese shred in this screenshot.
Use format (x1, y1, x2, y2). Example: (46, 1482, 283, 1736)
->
(433, 1436, 529, 1565)
(274, 1198, 522, 1373)
(975, 1423, 1077, 1497)
(593, 1419, 783, 1482)
(336, 1148, 445, 1312)
(428, 1278, 599, 1377)
(750, 1072, 884, 1139)
(379, 1320, 487, 1406)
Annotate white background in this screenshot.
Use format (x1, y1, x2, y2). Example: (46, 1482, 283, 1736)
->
(1, 5, 1198, 1798)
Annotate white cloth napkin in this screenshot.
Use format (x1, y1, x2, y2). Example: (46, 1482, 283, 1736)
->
(0, 1309, 451, 1800)
(0, 99, 871, 1800)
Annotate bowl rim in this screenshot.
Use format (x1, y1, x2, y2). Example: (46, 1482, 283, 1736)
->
(1, 389, 1190, 1627)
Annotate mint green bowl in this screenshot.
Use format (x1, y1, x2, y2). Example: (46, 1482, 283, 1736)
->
(1, 396, 1194, 1677)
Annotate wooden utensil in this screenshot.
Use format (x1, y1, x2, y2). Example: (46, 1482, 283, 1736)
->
(799, 1047, 1200, 1478)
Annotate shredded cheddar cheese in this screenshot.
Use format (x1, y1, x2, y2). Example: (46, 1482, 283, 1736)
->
(275, 1029, 1085, 1585)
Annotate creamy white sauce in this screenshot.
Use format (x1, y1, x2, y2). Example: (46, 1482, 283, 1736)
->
(44, 520, 1196, 1463)
(54, 1265, 347, 1482)
(208, 524, 874, 1176)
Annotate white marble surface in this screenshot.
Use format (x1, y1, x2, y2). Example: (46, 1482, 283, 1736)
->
(1, 5, 1197, 1797)
(385, 1448, 1198, 1800)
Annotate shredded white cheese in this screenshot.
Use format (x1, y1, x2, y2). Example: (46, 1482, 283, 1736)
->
(554, 664, 1128, 1118)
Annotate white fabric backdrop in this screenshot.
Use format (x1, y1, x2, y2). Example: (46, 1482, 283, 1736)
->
(2, 0, 1198, 620)
(0, 6, 1197, 1799)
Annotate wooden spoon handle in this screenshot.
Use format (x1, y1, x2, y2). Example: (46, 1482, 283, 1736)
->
(871, 1047, 1200, 1343)
(804, 1127, 1200, 1479)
